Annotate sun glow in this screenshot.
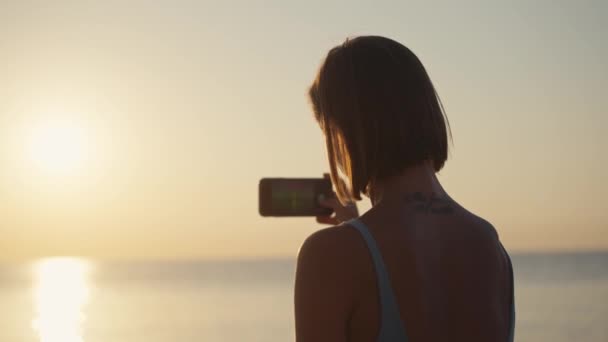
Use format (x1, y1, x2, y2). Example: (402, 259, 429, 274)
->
(32, 258, 91, 342)
(27, 120, 88, 176)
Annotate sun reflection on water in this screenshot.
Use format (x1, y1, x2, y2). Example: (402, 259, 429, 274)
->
(32, 258, 91, 342)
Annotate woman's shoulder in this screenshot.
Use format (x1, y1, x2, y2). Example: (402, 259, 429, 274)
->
(296, 223, 377, 287)
(430, 206, 507, 269)
(450, 205, 501, 243)
(294, 223, 381, 340)
(298, 223, 369, 266)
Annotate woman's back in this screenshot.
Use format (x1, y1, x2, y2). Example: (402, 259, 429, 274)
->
(295, 192, 514, 342)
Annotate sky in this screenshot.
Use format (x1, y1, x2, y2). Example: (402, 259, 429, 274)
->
(0, 0, 606, 261)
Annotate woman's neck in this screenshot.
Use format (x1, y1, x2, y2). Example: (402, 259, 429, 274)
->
(368, 161, 448, 207)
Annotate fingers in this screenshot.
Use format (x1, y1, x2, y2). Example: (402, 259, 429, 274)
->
(317, 173, 354, 225)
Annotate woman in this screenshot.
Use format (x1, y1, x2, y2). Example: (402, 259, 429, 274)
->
(295, 36, 515, 342)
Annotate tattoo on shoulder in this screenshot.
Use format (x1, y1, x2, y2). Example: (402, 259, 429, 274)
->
(404, 192, 454, 214)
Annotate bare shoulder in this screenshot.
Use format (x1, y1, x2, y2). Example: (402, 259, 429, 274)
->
(448, 208, 506, 262)
(296, 223, 375, 287)
(295, 224, 372, 311)
(298, 224, 367, 265)
(294, 224, 375, 341)
(452, 207, 501, 243)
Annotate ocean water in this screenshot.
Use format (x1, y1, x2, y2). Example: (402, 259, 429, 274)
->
(0, 252, 607, 342)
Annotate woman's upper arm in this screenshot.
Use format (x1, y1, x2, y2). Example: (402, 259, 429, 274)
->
(294, 227, 359, 342)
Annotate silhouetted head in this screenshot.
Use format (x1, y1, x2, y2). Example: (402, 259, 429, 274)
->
(308, 36, 450, 203)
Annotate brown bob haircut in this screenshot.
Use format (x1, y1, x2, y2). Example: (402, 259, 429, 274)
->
(308, 36, 450, 203)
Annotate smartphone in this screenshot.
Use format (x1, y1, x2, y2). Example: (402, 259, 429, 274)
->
(259, 178, 333, 217)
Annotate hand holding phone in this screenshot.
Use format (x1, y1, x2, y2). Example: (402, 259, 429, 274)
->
(315, 174, 359, 224)
(258, 174, 359, 224)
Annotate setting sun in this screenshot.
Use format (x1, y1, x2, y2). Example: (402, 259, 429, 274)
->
(27, 120, 88, 175)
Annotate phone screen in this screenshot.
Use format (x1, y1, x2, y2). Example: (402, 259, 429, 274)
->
(271, 181, 316, 213)
(259, 178, 333, 217)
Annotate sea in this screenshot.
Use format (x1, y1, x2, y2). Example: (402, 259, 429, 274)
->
(0, 252, 607, 342)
